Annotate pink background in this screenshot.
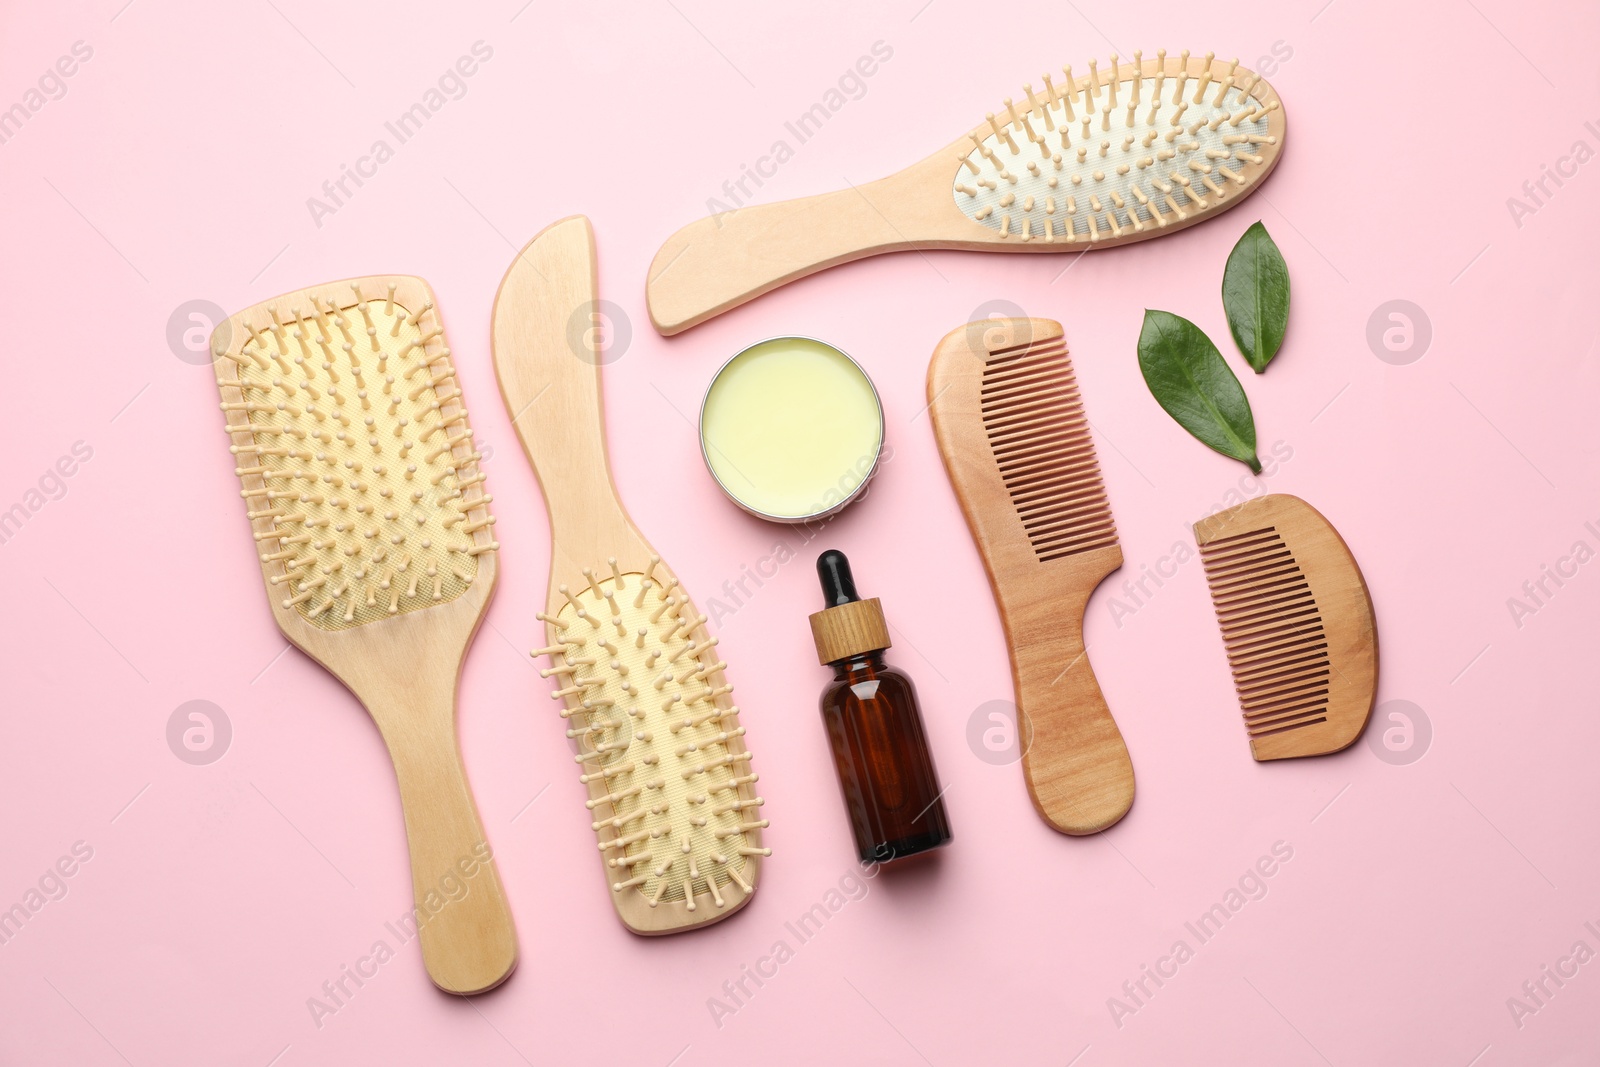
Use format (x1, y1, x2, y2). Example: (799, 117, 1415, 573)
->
(3, 0, 1598, 1063)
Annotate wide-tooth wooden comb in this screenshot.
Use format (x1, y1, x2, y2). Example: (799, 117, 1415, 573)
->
(648, 49, 1284, 334)
(1193, 494, 1377, 760)
(210, 277, 517, 995)
(927, 317, 1134, 834)
(491, 215, 768, 934)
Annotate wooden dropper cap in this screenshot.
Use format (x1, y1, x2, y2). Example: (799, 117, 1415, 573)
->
(809, 550, 891, 665)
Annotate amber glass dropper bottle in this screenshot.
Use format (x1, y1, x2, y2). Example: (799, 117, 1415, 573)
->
(809, 549, 953, 864)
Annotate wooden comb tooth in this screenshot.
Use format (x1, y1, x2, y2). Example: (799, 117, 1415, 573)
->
(991, 436, 1098, 477)
(1243, 687, 1332, 721)
(1209, 572, 1319, 620)
(1236, 672, 1331, 708)
(1024, 507, 1116, 537)
(1201, 545, 1299, 585)
(1240, 659, 1332, 694)
(998, 438, 1100, 476)
(1222, 627, 1324, 668)
(1202, 545, 1300, 583)
(1221, 619, 1328, 664)
(981, 337, 1075, 367)
(1001, 455, 1106, 494)
(984, 388, 1087, 420)
(987, 389, 1093, 429)
(998, 454, 1113, 502)
(1250, 717, 1329, 738)
(1019, 497, 1116, 534)
(1236, 660, 1330, 698)
(1209, 571, 1310, 611)
(1219, 602, 1323, 644)
(972, 337, 1117, 562)
(993, 459, 1108, 504)
(988, 422, 1095, 462)
(1224, 612, 1325, 653)
(1008, 470, 1109, 510)
(1206, 558, 1302, 593)
(1240, 678, 1329, 711)
(987, 416, 1095, 454)
(1239, 694, 1333, 731)
(1227, 638, 1329, 680)
(983, 375, 1088, 413)
(1233, 648, 1330, 689)
(1210, 576, 1318, 620)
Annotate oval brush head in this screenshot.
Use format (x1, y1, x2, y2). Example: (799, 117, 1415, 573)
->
(955, 51, 1284, 242)
(217, 280, 497, 626)
(535, 558, 768, 928)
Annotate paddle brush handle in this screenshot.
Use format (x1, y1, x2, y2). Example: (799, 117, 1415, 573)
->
(374, 673, 518, 995)
(492, 215, 639, 556)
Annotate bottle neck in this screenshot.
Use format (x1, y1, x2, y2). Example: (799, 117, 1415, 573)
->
(830, 649, 886, 680)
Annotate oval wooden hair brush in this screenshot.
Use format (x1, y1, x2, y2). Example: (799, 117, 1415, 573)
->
(210, 277, 517, 995)
(492, 215, 768, 935)
(1194, 494, 1377, 760)
(927, 317, 1134, 834)
(648, 49, 1284, 334)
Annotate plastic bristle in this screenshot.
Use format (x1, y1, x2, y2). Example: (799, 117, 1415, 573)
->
(955, 50, 1278, 240)
(217, 281, 495, 631)
(979, 336, 1116, 562)
(1197, 527, 1333, 738)
(540, 570, 765, 909)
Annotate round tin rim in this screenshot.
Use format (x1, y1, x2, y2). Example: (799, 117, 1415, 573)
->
(697, 335, 886, 524)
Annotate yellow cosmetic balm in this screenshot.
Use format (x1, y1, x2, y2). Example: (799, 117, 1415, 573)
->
(699, 337, 885, 522)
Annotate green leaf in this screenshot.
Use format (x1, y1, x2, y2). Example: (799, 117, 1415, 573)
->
(1221, 221, 1290, 373)
(1137, 310, 1261, 473)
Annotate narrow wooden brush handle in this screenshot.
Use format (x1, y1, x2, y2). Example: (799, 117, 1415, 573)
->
(1007, 593, 1135, 835)
(370, 670, 518, 995)
(493, 215, 634, 554)
(646, 175, 923, 336)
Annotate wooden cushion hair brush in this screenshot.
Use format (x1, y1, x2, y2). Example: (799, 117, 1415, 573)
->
(648, 49, 1284, 334)
(492, 216, 768, 935)
(210, 277, 517, 995)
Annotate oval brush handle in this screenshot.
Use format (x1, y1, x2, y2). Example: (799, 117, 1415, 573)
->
(492, 215, 638, 555)
(376, 678, 518, 995)
(1009, 602, 1135, 835)
(646, 173, 926, 336)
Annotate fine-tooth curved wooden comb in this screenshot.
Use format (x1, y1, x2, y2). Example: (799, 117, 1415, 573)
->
(1193, 494, 1377, 761)
(492, 215, 768, 935)
(648, 49, 1284, 334)
(927, 317, 1134, 834)
(210, 277, 517, 995)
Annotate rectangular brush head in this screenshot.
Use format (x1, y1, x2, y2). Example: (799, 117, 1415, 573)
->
(1194, 493, 1377, 761)
(212, 276, 498, 639)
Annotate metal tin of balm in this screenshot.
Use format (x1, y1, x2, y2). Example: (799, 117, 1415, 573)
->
(698, 336, 885, 523)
